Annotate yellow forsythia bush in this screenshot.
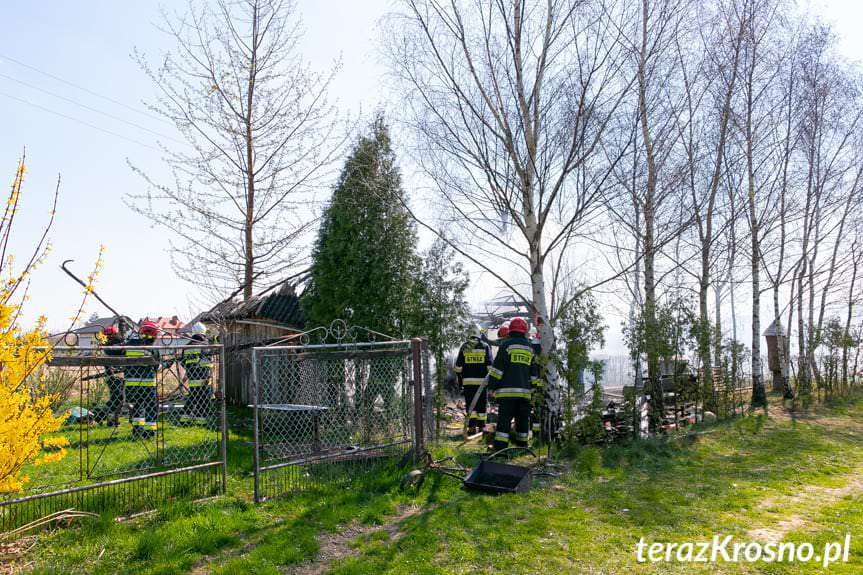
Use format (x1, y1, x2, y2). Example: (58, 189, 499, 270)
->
(0, 158, 68, 493)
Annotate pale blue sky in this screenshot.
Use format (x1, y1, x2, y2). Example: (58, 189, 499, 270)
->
(2, 0, 393, 331)
(2, 0, 861, 350)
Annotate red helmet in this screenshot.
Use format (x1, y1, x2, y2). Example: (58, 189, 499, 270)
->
(140, 320, 159, 337)
(102, 325, 119, 336)
(497, 324, 509, 339)
(509, 317, 529, 334)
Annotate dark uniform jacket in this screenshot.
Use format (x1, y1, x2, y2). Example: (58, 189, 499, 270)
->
(454, 338, 493, 385)
(488, 334, 541, 399)
(103, 336, 125, 377)
(183, 348, 214, 385)
(530, 337, 545, 393)
(123, 337, 160, 385)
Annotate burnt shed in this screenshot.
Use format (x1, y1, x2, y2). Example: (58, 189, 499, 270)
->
(200, 284, 305, 405)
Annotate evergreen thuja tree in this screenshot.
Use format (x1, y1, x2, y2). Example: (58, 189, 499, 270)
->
(409, 238, 470, 375)
(303, 118, 418, 337)
(407, 238, 470, 434)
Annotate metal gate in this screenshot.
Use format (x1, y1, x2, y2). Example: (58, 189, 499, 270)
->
(0, 344, 227, 532)
(251, 330, 426, 502)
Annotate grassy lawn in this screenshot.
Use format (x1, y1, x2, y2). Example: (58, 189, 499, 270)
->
(13, 420, 221, 490)
(13, 393, 863, 574)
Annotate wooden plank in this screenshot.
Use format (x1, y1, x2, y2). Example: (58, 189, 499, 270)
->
(47, 356, 163, 367)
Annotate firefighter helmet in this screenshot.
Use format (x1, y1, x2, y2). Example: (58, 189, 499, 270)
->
(102, 325, 119, 336)
(509, 317, 529, 334)
(469, 324, 482, 339)
(139, 320, 159, 337)
(190, 322, 207, 335)
(497, 323, 509, 339)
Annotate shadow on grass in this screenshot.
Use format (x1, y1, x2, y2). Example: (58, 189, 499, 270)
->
(26, 457, 448, 575)
(25, 398, 863, 575)
(325, 398, 863, 574)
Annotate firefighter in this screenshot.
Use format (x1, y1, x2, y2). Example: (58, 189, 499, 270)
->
(488, 321, 510, 427)
(454, 325, 493, 434)
(181, 323, 214, 425)
(93, 325, 125, 426)
(494, 322, 509, 348)
(529, 326, 545, 439)
(124, 320, 161, 438)
(488, 317, 541, 452)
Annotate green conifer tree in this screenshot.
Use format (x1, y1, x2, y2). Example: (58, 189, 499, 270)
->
(303, 117, 418, 336)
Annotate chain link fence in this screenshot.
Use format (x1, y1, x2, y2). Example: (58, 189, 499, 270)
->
(0, 344, 226, 532)
(252, 339, 426, 502)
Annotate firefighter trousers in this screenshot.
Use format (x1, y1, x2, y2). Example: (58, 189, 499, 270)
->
(463, 384, 487, 430)
(93, 376, 125, 424)
(106, 377, 125, 414)
(531, 386, 548, 440)
(126, 384, 158, 437)
(494, 397, 531, 451)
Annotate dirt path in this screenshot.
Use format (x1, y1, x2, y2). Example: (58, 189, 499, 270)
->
(746, 469, 863, 543)
(745, 402, 863, 543)
(285, 504, 425, 575)
(0, 536, 37, 575)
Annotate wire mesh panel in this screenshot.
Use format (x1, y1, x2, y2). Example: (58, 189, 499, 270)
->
(0, 344, 227, 533)
(253, 340, 423, 501)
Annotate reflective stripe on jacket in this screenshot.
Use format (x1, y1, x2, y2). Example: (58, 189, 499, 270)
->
(454, 338, 492, 383)
(488, 334, 540, 399)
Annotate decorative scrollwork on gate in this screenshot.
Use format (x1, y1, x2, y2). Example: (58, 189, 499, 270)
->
(267, 319, 401, 347)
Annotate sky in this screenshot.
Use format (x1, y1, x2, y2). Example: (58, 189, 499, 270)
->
(2, 0, 394, 333)
(2, 0, 862, 352)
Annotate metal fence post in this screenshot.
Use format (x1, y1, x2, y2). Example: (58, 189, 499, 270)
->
(220, 344, 228, 494)
(420, 338, 433, 443)
(411, 338, 425, 459)
(252, 347, 261, 503)
(79, 367, 85, 481)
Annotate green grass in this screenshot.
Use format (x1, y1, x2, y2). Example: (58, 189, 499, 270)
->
(18, 394, 863, 574)
(328, 397, 863, 574)
(11, 416, 222, 492)
(25, 462, 447, 575)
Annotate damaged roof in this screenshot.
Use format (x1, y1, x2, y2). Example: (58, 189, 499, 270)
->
(200, 283, 305, 329)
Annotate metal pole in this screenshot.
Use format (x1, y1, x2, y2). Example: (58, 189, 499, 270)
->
(219, 344, 228, 495)
(252, 348, 261, 503)
(421, 338, 433, 443)
(411, 338, 424, 459)
(80, 366, 86, 480)
(60, 260, 131, 324)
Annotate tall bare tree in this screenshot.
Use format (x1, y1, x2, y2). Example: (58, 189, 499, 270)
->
(601, 0, 696, 428)
(792, 25, 862, 395)
(734, 0, 788, 408)
(758, 16, 801, 399)
(129, 0, 342, 301)
(842, 230, 862, 389)
(387, 0, 631, 413)
(671, 0, 745, 409)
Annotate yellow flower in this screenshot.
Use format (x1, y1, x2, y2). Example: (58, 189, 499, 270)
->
(0, 157, 68, 493)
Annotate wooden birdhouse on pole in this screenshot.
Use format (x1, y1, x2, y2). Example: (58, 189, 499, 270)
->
(763, 319, 788, 392)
